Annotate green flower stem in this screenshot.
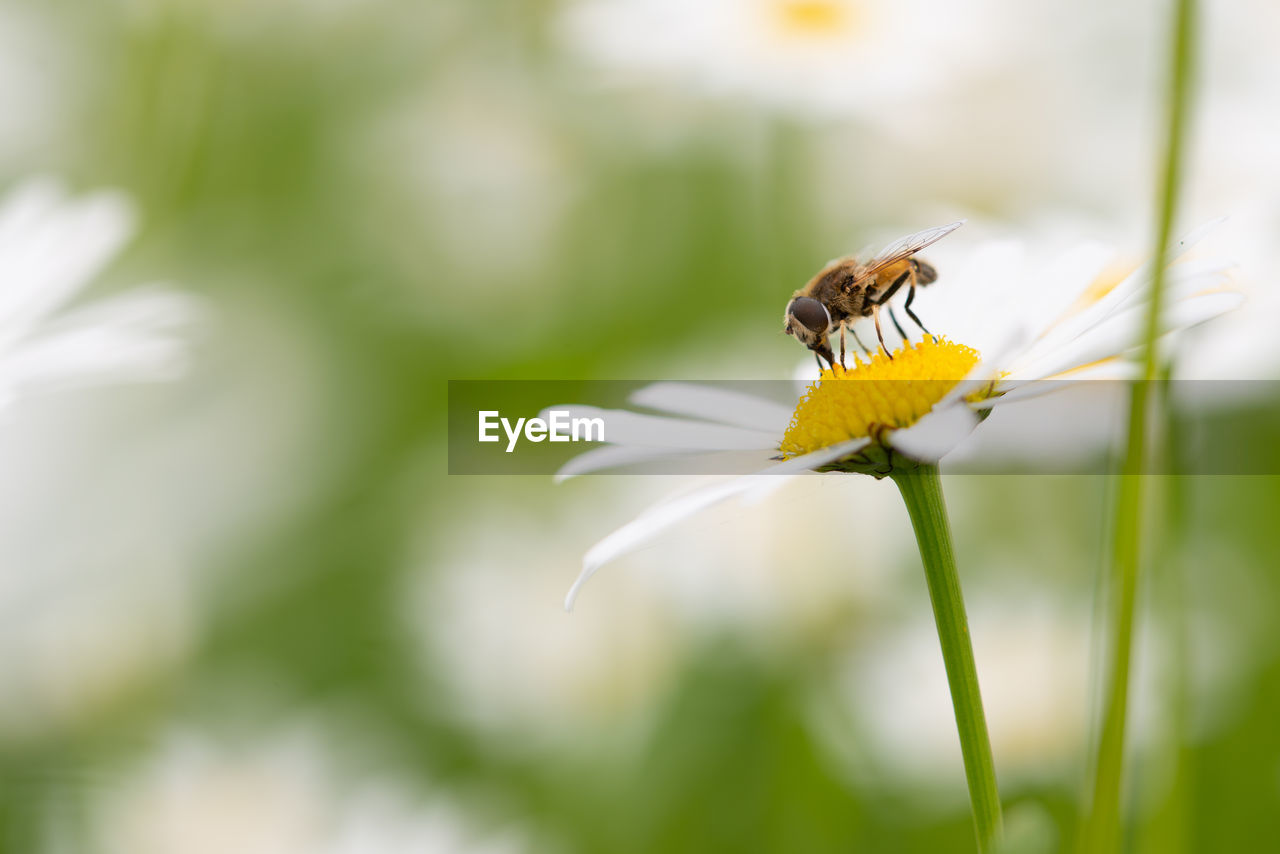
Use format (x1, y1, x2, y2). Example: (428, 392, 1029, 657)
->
(891, 464, 1003, 853)
(1085, 471, 1144, 853)
(1084, 0, 1196, 849)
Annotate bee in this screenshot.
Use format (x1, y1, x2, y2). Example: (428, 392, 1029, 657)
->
(783, 220, 965, 369)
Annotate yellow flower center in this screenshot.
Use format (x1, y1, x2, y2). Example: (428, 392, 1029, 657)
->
(771, 0, 858, 37)
(779, 337, 981, 458)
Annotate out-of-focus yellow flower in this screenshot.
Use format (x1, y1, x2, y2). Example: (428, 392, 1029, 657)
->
(557, 0, 1008, 118)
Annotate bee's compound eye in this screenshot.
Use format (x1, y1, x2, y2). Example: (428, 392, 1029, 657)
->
(787, 297, 830, 334)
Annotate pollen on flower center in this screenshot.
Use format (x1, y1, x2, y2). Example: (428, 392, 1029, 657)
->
(771, 0, 858, 37)
(779, 337, 981, 458)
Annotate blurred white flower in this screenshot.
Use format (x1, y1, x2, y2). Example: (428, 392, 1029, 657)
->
(411, 79, 572, 279)
(1166, 1, 1280, 386)
(1023, 0, 1280, 384)
(360, 68, 577, 336)
(619, 474, 906, 631)
(0, 189, 340, 740)
(0, 177, 209, 736)
(1174, 34, 1280, 385)
(82, 726, 531, 854)
(0, 552, 194, 738)
(832, 593, 1094, 786)
(0, 6, 67, 169)
(551, 227, 1237, 608)
(0, 178, 200, 406)
(405, 492, 679, 742)
(557, 0, 1011, 118)
(0, 293, 335, 739)
(1173, 207, 1280, 385)
(410, 475, 906, 742)
(824, 563, 1257, 790)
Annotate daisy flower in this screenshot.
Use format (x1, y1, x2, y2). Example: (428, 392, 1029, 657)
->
(556, 0, 1009, 119)
(553, 224, 1238, 610)
(0, 177, 199, 407)
(549, 224, 1236, 850)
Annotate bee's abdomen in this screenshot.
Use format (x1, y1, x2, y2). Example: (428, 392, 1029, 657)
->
(913, 258, 938, 285)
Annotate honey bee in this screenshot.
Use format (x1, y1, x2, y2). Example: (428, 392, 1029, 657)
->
(783, 220, 964, 369)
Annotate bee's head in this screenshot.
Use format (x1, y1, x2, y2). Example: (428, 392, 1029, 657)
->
(784, 296, 835, 368)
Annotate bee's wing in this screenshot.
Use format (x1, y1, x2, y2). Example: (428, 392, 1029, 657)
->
(853, 220, 965, 279)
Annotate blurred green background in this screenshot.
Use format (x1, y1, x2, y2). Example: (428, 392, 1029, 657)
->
(0, 1, 1277, 852)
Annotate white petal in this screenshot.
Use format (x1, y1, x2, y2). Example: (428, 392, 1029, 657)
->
(556, 446, 786, 481)
(886, 402, 981, 462)
(960, 323, 1033, 386)
(40, 286, 201, 335)
(538, 404, 779, 450)
(553, 444, 702, 482)
(565, 437, 869, 611)
(1004, 291, 1243, 384)
(977, 360, 1136, 410)
(629, 382, 794, 433)
(0, 180, 135, 347)
(1048, 359, 1137, 382)
(957, 242, 1113, 358)
(0, 289, 203, 394)
(1012, 249, 1228, 377)
(1156, 289, 1246, 334)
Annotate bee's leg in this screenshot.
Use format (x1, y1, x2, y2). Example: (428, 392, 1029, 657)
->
(849, 326, 870, 357)
(873, 270, 911, 307)
(872, 270, 913, 345)
(887, 305, 909, 342)
(872, 306, 892, 359)
(813, 348, 837, 374)
(904, 284, 934, 340)
(839, 326, 847, 369)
